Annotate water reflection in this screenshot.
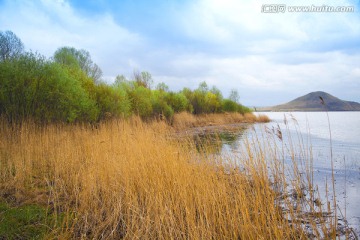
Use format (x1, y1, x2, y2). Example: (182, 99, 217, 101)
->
(193, 130, 246, 154)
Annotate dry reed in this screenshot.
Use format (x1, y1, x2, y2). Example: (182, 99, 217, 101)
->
(172, 112, 270, 130)
(0, 117, 345, 239)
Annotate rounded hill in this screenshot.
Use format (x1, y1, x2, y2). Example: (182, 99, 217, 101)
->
(269, 91, 360, 111)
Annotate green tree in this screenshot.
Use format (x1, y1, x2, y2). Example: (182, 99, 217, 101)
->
(0, 30, 24, 61)
(156, 82, 169, 92)
(94, 83, 131, 119)
(128, 85, 153, 119)
(229, 89, 240, 103)
(237, 104, 252, 114)
(191, 81, 225, 114)
(222, 99, 238, 112)
(181, 87, 193, 100)
(151, 90, 174, 120)
(165, 92, 190, 113)
(191, 90, 205, 114)
(53, 47, 103, 83)
(133, 70, 153, 89)
(198, 81, 208, 93)
(114, 75, 128, 85)
(221, 99, 251, 114)
(180, 88, 195, 113)
(210, 86, 223, 102)
(0, 52, 98, 123)
(205, 92, 221, 113)
(113, 75, 136, 94)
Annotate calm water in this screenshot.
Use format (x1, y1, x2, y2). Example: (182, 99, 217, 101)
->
(212, 112, 360, 235)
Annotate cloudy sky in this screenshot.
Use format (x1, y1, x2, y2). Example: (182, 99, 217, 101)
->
(1, 0, 359, 106)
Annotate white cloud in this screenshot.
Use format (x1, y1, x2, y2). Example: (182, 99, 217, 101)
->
(178, 0, 359, 54)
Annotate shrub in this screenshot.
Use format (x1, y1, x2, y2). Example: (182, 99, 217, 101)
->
(0, 53, 98, 123)
(165, 92, 191, 113)
(151, 90, 174, 120)
(222, 99, 238, 112)
(95, 83, 132, 120)
(128, 86, 153, 119)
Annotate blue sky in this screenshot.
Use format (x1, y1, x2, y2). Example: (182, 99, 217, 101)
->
(0, 0, 359, 106)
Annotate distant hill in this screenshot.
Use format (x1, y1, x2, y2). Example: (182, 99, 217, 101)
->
(260, 91, 360, 111)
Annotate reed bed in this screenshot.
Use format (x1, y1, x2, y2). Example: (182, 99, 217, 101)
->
(0, 117, 348, 239)
(172, 112, 270, 130)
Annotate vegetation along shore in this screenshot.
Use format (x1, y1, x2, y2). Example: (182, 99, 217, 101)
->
(0, 32, 261, 125)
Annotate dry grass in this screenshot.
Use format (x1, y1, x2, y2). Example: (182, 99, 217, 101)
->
(256, 114, 271, 123)
(172, 112, 270, 130)
(0, 118, 343, 239)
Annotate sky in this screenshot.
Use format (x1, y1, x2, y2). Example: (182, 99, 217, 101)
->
(0, 0, 359, 106)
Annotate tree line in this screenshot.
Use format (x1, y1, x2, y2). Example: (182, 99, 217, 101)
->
(0, 30, 251, 124)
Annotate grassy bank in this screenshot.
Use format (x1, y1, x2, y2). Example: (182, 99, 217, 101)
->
(0, 117, 345, 239)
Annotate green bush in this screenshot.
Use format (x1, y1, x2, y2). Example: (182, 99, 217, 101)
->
(94, 83, 132, 120)
(221, 99, 252, 114)
(111, 85, 132, 118)
(237, 104, 252, 114)
(151, 90, 174, 120)
(181, 82, 223, 114)
(0, 53, 98, 123)
(128, 85, 153, 119)
(54, 46, 103, 83)
(205, 92, 221, 113)
(165, 92, 190, 113)
(222, 99, 238, 112)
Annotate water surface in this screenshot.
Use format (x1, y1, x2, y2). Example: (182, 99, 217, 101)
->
(206, 112, 360, 235)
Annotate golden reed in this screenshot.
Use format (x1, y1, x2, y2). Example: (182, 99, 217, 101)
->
(0, 116, 343, 239)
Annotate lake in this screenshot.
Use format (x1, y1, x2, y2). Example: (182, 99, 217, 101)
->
(209, 112, 360, 235)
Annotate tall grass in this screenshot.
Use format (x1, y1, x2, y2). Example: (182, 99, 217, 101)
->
(172, 112, 270, 130)
(0, 117, 350, 239)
